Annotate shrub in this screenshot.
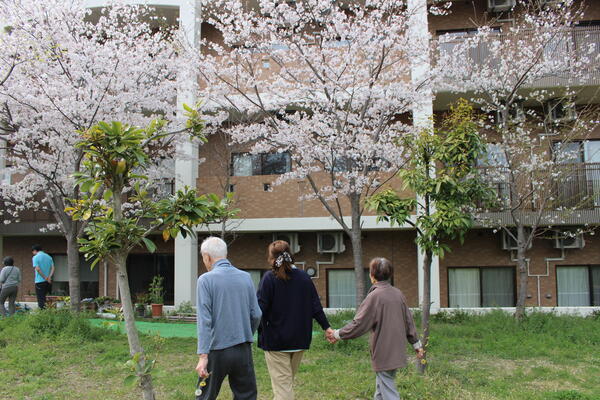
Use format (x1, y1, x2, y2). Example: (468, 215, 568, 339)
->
(0, 309, 109, 342)
(431, 310, 472, 324)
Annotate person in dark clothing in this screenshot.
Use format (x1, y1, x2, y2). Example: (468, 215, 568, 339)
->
(257, 240, 333, 400)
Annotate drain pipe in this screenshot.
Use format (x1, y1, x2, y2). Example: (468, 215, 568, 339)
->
(314, 253, 336, 279)
(510, 247, 565, 306)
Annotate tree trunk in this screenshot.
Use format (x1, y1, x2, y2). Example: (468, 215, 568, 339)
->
(116, 253, 156, 400)
(113, 185, 155, 400)
(66, 234, 81, 312)
(417, 249, 432, 374)
(350, 196, 365, 306)
(515, 225, 528, 321)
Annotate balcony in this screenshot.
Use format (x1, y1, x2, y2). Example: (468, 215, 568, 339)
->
(435, 26, 600, 92)
(476, 162, 600, 226)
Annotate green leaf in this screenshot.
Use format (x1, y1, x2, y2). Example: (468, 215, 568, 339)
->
(142, 238, 157, 253)
(80, 180, 93, 193)
(123, 375, 137, 386)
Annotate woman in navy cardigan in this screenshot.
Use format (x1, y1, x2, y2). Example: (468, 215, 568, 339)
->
(257, 240, 332, 400)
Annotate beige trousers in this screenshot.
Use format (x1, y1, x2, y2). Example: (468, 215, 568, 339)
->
(264, 351, 305, 400)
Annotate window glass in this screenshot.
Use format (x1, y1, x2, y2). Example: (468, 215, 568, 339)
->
(448, 268, 480, 308)
(232, 153, 255, 176)
(553, 141, 584, 164)
(232, 152, 291, 176)
(247, 270, 265, 290)
(478, 143, 508, 167)
(262, 153, 290, 175)
(591, 266, 600, 306)
(50, 255, 99, 298)
(584, 140, 600, 163)
(328, 270, 357, 308)
(557, 266, 590, 306)
(481, 268, 514, 307)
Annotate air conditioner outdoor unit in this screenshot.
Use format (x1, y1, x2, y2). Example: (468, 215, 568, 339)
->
(487, 0, 515, 12)
(501, 229, 532, 251)
(496, 102, 525, 127)
(553, 231, 585, 249)
(546, 99, 576, 124)
(272, 232, 301, 254)
(317, 232, 345, 253)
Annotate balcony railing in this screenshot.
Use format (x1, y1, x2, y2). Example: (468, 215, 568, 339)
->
(436, 26, 600, 89)
(478, 162, 600, 214)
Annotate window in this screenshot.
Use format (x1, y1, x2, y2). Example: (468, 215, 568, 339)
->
(231, 152, 291, 176)
(556, 266, 600, 306)
(127, 254, 174, 305)
(448, 267, 515, 308)
(247, 269, 267, 290)
(50, 255, 99, 298)
(327, 269, 381, 308)
(478, 143, 508, 167)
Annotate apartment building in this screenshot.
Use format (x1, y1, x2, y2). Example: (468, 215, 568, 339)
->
(1, 0, 599, 311)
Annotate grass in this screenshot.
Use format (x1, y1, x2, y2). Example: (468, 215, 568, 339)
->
(0, 310, 598, 400)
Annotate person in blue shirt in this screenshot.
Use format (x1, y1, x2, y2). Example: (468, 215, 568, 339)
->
(31, 245, 54, 309)
(195, 236, 262, 400)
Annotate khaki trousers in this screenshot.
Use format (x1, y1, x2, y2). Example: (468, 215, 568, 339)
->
(264, 351, 304, 400)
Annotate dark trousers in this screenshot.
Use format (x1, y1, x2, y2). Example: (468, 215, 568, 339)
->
(35, 282, 51, 309)
(197, 342, 257, 400)
(0, 286, 18, 316)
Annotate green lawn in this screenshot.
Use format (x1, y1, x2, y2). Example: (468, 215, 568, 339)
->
(0, 310, 598, 400)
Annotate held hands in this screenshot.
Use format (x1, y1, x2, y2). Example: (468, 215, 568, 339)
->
(415, 348, 425, 359)
(325, 328, 338, 344)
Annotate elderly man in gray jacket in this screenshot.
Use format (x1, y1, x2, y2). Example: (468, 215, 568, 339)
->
(195, 236, 262, 400)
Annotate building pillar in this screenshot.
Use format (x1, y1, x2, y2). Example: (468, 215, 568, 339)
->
(407, 0, 440, 312)
(174, 0, 201, 306)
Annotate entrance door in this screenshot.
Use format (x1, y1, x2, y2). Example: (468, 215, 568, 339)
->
(127, 254, 174, 305)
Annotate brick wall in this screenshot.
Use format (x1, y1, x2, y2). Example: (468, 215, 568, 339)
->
(439, 229, 600, 307)
(200, 230, 419, 307)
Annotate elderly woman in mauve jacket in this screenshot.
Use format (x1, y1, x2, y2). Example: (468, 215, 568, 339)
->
(329, 257, 424, 400)
(257, 240, 333, 400)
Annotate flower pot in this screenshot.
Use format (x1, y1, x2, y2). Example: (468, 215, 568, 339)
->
(151, 304, 163, 318)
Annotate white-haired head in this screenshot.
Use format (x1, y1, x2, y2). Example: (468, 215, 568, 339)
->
(200, 236, 228, 260)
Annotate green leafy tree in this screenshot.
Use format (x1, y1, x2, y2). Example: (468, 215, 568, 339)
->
(67, 119, 234, 400)
(368, 100, 493, 373)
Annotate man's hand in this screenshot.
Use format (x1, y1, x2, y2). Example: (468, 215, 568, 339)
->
(46, 277, 52, 284)
(415, 348, 425, 359)
(325, 328, 338, 344)
(196, 354, 209, 378)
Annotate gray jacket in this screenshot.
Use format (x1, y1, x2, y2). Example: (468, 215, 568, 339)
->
(0, 266, 21, 289)
(196, 259, 262, 354)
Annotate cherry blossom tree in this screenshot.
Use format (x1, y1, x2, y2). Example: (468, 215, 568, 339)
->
(0, 0, 182, 310)
(196, 0, 433, 304)
(434, 0, 599, 319)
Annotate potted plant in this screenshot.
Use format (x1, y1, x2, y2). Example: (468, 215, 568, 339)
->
(135, 293, 149, 318)
(148, 276, 165, 318)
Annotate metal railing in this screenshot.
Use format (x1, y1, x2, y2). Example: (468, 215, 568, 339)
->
(478, 162, 600, 212)
(435, 26, 600, 88)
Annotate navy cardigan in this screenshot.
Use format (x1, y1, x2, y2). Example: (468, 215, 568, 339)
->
(257, 268, 330, 351)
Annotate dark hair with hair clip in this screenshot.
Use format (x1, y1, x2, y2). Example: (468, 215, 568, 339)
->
(267, 240, 294, 280)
